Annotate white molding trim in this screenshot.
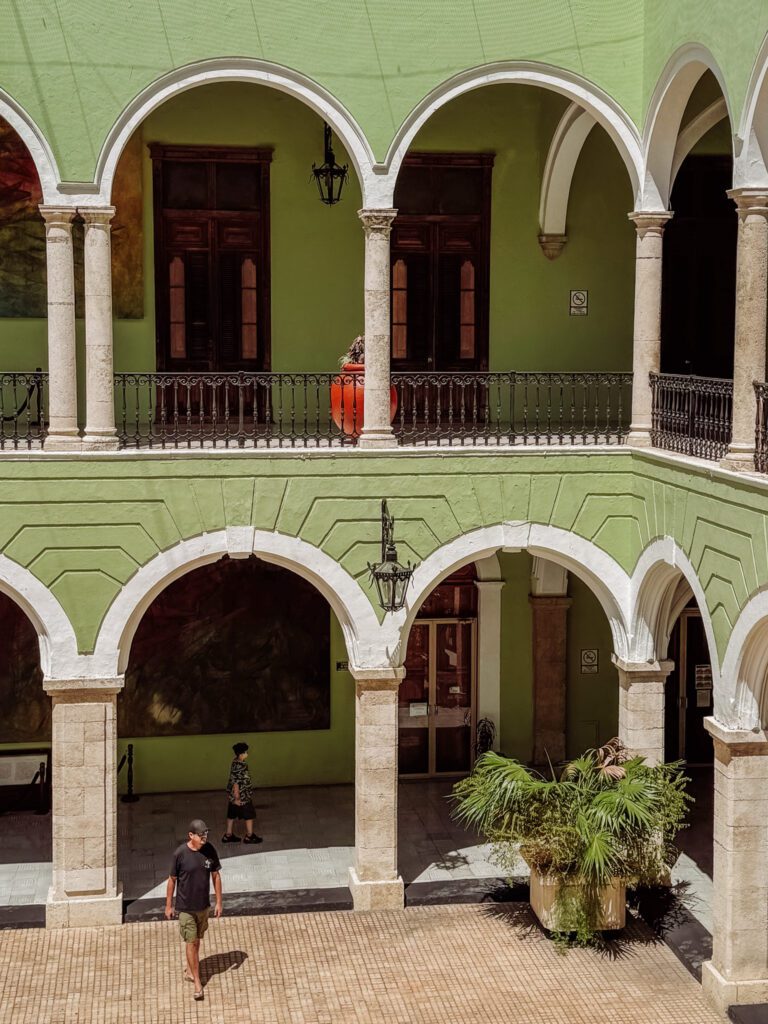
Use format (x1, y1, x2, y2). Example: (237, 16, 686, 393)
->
(642, 44, 732, 209)
(0, 554, 78, 678)
(389, 522, 631, 665)
(539, 103, 596, 237)
(89, 530, 387, 678)
(92, 58, 382, 207)
(382, 62, 645, 207)
(735, 32, 768, 189)
(719, 586, 768, 730)
(671, 97, 729, 186)
(0, 88, 60, 204)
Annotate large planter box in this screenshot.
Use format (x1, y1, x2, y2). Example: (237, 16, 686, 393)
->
(528, 866, 626, 931)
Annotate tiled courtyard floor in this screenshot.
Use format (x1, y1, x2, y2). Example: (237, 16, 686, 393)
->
(0, 904, 725, 1024)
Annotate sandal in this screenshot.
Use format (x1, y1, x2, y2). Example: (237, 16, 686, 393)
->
(243, 833, 263, 844)
(221, 833, 241, 844)
(194, 990, 204, 1001)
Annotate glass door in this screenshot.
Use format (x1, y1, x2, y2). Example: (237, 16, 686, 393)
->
(398, 618, 476, 777)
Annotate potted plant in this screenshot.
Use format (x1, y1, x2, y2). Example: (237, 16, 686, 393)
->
(452, 738, 690, 943)
(330, 335, 397, 437)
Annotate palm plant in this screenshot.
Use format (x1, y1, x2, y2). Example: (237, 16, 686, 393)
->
(452, 741, 690, 940)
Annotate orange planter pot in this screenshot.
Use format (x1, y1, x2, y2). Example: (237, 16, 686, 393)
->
(330, 363, 398, 438)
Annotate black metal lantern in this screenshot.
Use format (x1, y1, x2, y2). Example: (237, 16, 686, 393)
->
(368, 500, 414, 613)
(311, 122, 348, 205)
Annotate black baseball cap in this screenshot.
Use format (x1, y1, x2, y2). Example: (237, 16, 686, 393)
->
(188, 819, 209, 835)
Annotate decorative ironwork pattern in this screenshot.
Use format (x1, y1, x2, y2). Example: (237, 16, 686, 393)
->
(391, 372, 632, 446)
(649, 372, 732, 461)
(0, 371, 47, 449)
(115, 372, 362, 448)
(755, 381, 768, 473)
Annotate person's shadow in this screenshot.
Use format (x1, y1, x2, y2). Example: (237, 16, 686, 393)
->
(200, 950, 248, 987)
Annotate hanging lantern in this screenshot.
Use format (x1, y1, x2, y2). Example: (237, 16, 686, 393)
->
(368, 500, 414, 613)
(311, 122, 349, 205)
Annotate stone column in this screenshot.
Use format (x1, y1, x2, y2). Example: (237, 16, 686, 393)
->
(702, 719, 768, 1013)
(475, 580, 505, 747)
(530, 558, 570, 764)
(627, 211, 673, 446)
(612, 658, 673, 765)
(44, 678, 123, 928)
(349, 668, 405, 910)
(40, 207, 80, 451)
(81, 206, 118, 450)
(357, 208, 397, 449)
(722, 190, 768, 470)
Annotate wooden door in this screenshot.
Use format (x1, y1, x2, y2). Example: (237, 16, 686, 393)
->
(152, 145, 272, 373)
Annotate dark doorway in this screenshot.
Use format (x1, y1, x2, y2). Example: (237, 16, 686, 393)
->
(391, 154, 492, 372)
(151, 145, 272, 372)
(664, 608, 714, 765)
(661, 154, 736, 378)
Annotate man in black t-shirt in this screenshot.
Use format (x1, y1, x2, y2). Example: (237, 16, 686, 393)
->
(165, 818, 222, 1001)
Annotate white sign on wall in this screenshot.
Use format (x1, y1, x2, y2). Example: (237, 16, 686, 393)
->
(570, 289, 588, 316)
(580, 649, 599, 674)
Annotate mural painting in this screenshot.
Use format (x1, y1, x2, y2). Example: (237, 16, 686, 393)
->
(0, 593, 47, 743)
(0, 119, 143, 318)
(120, 557, 331, 736)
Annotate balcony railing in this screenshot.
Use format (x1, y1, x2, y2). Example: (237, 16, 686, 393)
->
(114, 371, 633, 449)
(0, 371, 47, 450)
(649, 372, 733, 461)
(755, 382, 768, 473)
(392, 372, 633, 445)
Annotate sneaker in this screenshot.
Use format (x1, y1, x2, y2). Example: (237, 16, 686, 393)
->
(221, 833, 241, 844)
(243, 833, 263, 845)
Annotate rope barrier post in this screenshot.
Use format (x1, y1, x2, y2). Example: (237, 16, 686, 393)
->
(120, 742, 139, 803)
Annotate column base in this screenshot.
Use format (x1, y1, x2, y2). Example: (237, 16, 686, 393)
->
(43, 433, 82, 452)
(81, 433, 119, 451)
(702, 960, 768, 1014)
(357, 431, 397, 450)
(625, 428, 652, 447)
(720, 446, 756, 472)
(348, 868, 404, 911)
(46, 886, 123, 928)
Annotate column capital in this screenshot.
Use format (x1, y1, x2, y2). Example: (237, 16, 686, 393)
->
(38, 205, 77, 228)
(43, 676, 124, 697)
(704, 717, 768, 759)
(612, 656, 674, 684)
(357, 207, 397, 236)
(79, 205, 116, 224)
(350, 666, 405, 686)
(627, 210, 673, 237)
(528, 594, 572, 609)
(474, 579, 506, 592)
(727, 188, 768, 217)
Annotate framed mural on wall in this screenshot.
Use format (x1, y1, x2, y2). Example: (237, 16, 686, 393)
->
(119, 557, 331, 736)
(0, 594, 48, 743)
(0, 118, 144, 319)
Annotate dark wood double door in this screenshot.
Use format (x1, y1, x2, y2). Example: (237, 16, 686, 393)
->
(152, 145, 271, 373)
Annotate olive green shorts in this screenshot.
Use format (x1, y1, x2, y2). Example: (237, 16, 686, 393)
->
(178, 908, 210, 943)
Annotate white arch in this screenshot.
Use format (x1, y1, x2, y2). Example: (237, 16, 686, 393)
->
(670, 97, 729, 186)
(735, 33, 768, 189)
(90, 528, 388, 677)
(0, 554, 79, 678)
(643, 44, 733, 209)
(93, 58, 382, 206)
(719, 587, 768, 730)
(628, 537, 718, 660)
(538, 103, 596, 243)
(0, 87, 60, 204)
(388, 522, 631, 664)
(381, 62, 646, 208)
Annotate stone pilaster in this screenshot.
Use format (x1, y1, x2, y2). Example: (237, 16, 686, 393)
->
(613, 657, 673, 765)
(475, 580, 505, 747)
(44, 678, 124, 928)
(81, 207, 118, 450)
(722, 190, 768, 470)
(349, 668, 405, 910)
(40, 207, 80, 451)
(530, 595, 572, 764)
(357, 209, 397, 449)
(626, 211, 673, 447)
(702, 719, 768, 1013)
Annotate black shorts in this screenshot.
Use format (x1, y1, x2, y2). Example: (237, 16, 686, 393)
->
(227, 799, 255, 820)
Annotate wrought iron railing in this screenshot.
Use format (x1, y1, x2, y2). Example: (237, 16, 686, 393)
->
(0, 371, 47, 449)
(114, 372, 363, 448)
(649, 372, 732, 461)
(755, 382, 768, 473)
(391, 372, 633, 446)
